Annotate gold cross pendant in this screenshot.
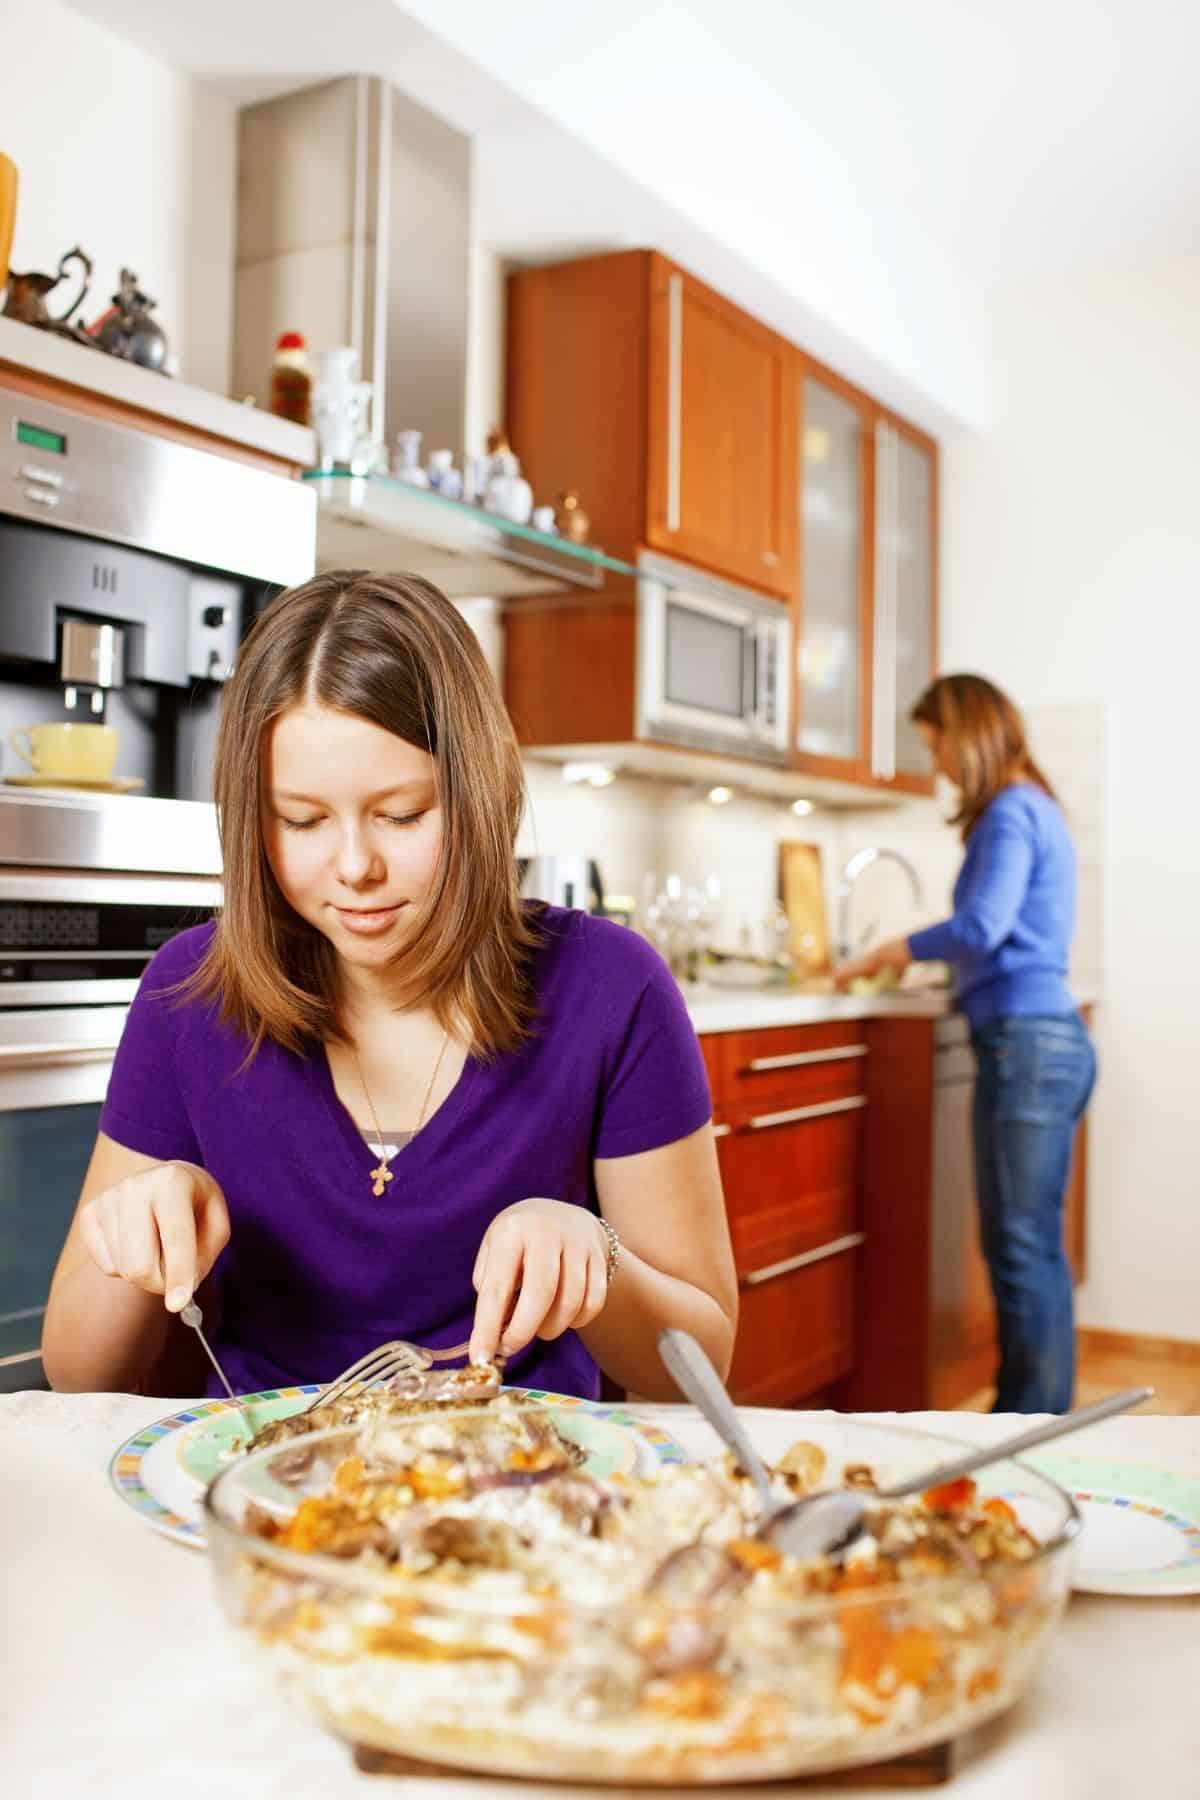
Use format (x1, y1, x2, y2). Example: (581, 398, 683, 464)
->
(370, 1159, 394, 1198)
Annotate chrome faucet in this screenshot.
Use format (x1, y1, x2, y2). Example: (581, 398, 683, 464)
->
(834, 847, 923, 964)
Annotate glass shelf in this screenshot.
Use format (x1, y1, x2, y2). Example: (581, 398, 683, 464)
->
(303, 471, 637, 599)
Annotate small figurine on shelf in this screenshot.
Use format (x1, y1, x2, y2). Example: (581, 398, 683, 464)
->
(482, 430, 533, 524)
(531, 505, 558, 534)
(426, 448, 463, 499)
(393, 429, 430, 486)
(556, 490, 591, 544)
(90, 268, 169, 372)
(268, 330, 311, 425)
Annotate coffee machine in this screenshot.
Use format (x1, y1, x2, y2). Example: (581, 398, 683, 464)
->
(0, 386, 314, 801)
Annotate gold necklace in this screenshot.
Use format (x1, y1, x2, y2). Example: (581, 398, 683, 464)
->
(352, 1029, 450, 1197)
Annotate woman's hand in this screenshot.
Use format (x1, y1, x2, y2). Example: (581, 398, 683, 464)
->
(78, 1159, 231, 1312)
(469, 1198, 609, 1364)
(832, 935, 912, 990)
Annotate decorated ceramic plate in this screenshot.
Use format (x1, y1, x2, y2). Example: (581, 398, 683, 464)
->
(1024, 1452, 1200, 1596)
(109, 1386, 689, 1548)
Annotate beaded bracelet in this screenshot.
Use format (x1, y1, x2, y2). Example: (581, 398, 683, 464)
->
(597, 1217, 622, 1287)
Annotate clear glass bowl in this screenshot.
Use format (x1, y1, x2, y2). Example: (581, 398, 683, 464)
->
(204, 1403, 1079, 1784)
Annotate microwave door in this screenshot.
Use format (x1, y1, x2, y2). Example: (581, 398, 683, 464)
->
(653, 593, 756, 743)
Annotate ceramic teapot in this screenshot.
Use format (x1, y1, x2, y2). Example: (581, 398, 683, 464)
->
(2, 244, 93, 332)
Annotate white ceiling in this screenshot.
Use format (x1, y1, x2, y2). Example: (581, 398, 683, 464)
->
(64, 0, 1200, 431)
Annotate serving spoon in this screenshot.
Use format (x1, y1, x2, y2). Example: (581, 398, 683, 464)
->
(657, 1329, 1153, 1563)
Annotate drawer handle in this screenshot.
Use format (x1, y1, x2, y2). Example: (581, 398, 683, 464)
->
(743, 1044, 868, 1073)
(747, 1094, 867, 1131)
(741, 1231, 866, 1288)
(711, 1122, 732, 1139)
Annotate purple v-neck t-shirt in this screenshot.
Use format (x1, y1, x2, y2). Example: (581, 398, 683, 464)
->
(99, 906, 712, 1399)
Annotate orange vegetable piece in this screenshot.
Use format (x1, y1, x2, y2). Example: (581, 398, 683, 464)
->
(333, 1456, 365, 1494)
(921, 1476, 977, 1512)
(983, 1496, 1017, 1524)
(886, 1627, 943, 1688)
(967, 1668, 1000, 1702)
(727, 1537, 782, 1573)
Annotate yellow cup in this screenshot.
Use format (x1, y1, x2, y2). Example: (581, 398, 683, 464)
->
(9, 722, 119, 781)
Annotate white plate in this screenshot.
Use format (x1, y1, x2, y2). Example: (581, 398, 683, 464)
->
(109, 1385, 689, 1548)
(1024, 1452, 1200, 1596)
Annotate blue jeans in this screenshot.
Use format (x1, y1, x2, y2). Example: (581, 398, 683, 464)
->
(971, 1013, 1097, 1414)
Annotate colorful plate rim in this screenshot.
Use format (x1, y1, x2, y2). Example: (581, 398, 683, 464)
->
(1023, 1451, 1200, 1595)
(109, 1384, 689, 1548)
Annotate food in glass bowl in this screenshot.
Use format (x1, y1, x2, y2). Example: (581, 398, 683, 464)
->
(204, 1402, 1079, 1783)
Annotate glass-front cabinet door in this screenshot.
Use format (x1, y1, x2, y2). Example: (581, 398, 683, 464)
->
(795, 374, 869, 775)
(871, 417, 937, 792)
(892, 427, 936, 781)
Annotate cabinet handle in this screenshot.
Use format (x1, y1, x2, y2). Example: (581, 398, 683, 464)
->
(743, 1044, 867, 1073)
(711, 1122, 732, 1139)
(741, 1231, 866, 1288)
(871, 421, 898, 780)
(747, 1094, 867, 1131)
(666, 273, 682, 532)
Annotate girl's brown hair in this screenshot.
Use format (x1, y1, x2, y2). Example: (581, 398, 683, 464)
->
(910, 673, 1057, 839)
(186, 569, 538, 1058)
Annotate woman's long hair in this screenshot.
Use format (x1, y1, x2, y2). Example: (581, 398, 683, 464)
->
(182, 569, 538, 1059)
(911, 673, 1057, 839)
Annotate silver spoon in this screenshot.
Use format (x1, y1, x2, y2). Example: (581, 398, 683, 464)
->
(657, 1329, 1153, 1562)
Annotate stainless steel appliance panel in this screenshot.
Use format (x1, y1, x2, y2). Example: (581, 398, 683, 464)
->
(1, 388, 315, 588)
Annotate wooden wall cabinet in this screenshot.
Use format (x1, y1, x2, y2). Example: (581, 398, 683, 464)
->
(507, 250, 796, 601)
(506, 247, 939, 797)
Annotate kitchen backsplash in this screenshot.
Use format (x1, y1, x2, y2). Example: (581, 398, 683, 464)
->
(519, 701, 1105, 993)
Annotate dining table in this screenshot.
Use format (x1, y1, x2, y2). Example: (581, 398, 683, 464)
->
(2, 1390, 1196, 1800)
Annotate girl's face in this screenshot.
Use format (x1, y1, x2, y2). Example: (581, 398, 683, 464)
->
(261, 704, 443, 976)
(917, 720, 959, 783)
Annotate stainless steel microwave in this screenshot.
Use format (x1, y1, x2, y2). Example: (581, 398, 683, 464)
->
(636, 552, 790, 763)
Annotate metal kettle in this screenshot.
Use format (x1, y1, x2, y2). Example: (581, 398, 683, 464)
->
(2, 243, 93, 337)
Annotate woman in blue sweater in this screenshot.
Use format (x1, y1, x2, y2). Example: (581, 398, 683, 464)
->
(836, 674, 1096, 1413)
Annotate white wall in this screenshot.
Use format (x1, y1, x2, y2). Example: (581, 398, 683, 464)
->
(941, 260, 1200, 1343)
(0, 0, 236, 392)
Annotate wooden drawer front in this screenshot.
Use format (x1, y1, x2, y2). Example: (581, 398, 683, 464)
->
(718, 1103, 864, 1273)
(730, 1240, 859, 1407)
(698, 1032, 723, 1102)
(716, 1022, 868, 1112)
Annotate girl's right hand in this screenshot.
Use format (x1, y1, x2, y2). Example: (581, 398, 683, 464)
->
(78, 1160, 231, 1312)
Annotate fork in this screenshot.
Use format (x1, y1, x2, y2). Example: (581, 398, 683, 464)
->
(297, 1338, 488, 1417)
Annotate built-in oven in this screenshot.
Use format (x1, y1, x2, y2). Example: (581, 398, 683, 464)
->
(0, 786, 222, 1391)
(636, 550, 791, 763)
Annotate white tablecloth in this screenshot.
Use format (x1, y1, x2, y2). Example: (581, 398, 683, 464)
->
(2, 1393, 1196, 1800)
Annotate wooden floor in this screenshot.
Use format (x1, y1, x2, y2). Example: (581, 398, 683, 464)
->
(957, 1333, 1200, 1414)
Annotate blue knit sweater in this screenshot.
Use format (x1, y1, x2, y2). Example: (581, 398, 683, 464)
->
(907, 783, 1076, 1030)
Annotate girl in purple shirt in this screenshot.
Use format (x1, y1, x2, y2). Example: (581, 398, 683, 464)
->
(43, 571, 737, 1400)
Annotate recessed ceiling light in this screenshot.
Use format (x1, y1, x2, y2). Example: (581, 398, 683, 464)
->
(791, 798, 814, 816)
(562, 761, 617, 788)
(707, 785, 733, 806)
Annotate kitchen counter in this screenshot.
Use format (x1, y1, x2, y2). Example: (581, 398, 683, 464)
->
(1, 1391, 1194, 1798)
(0, 315, 315, 464)
(683, 982, 1100, 1035)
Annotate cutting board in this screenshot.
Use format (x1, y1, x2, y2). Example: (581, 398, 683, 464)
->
(779, 839, 830, 973)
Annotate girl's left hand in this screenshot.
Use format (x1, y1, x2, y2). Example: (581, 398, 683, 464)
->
(832, 935, 912, 989)
(469, 1197, 610, 1365)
